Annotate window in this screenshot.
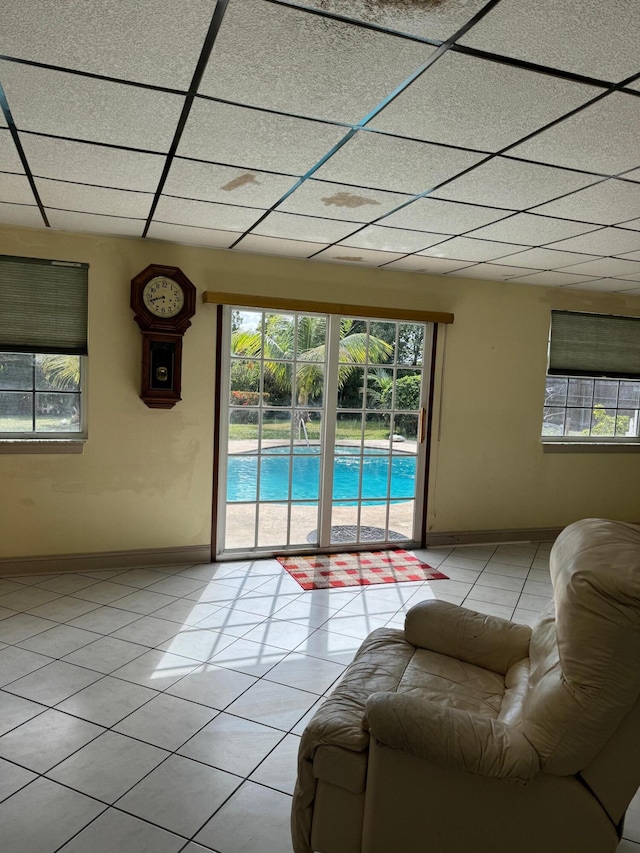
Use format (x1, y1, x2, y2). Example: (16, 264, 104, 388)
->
(543, 311, 640, 442)
(0, 255, 88, 441)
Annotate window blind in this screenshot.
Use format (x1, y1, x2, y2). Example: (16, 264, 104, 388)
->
(549, 310, 640, 379)
(0, 255, 88, 355)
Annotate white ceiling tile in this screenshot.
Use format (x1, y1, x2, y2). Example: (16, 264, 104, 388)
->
(0, 0, 214, 88)
(547, 228, 640, 256)
(21, 136, 165, 193)
(0, 172, 35, 205)
(311, 247, 405, 266)
(341, 225, 448, 254)
(416, 257, 476, 274)
(421, 236, 528, 263)
(279, 180, 411, 223)
(618, 218, 640, 232)
(147, 222, 242, 249)
(47, 210, 145, 237)
(0, 61, 184, 151)
(233, 235, 328, 258)
(562, 279, 640, 293)
(616, 250, 640, 262)
(559, 257, 640, 278)
(371, 51, 598, 152)
(508, 271, 599, 286)
(382, 198, 513, 234)
(280, 0, 489, 41)
(165, 159, 295, 208)
(252, 211, 360, 243)
(531, 178, 640, 226)
(199, 0, 432, 123)
(468, 212, 599, 245)
(623, 168, 640, 182)
(153, 197, 265, 232)
(179, 99, 346, 175)
(451, 263, 541, 280)
(383, 256, 472, 274)
(38, 179, 153, 219)
(432, 157, 601, 209)
(508, 94, 640, 175)
(314, 132, 485, 194)
(0, 202, 44, 228)
(0, 129, 23, 173)
(459, 0, 640, 81)
(496, 247, 598, 269)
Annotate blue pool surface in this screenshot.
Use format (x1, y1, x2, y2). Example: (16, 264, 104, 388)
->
(227, 446, 416, 505)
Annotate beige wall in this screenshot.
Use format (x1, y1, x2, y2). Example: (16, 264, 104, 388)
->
(1, 222, 640, 560)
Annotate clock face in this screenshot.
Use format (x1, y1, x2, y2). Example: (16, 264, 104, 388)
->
(142, 276, 185, 318)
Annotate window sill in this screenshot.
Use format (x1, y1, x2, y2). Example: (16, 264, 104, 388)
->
(542, 441, 640, 454)
(0, 440, 85, 454)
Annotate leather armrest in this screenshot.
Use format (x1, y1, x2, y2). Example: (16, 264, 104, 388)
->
(365, 692, 540, 783)
(405, 599, 531, 675)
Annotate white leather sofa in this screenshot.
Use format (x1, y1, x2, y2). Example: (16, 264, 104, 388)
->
(292, 518, 640, 853)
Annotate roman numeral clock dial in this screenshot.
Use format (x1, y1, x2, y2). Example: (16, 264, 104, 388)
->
(130, 264, 197, 409)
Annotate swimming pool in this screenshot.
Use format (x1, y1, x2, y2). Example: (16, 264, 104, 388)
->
(227, 446, 416, 505)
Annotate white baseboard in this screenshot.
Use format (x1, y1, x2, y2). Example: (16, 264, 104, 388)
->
(425, 527, 564, 547)
(0, 545, 212, 577)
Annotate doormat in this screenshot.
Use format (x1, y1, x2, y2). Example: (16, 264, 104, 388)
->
(277, 549, 448, 590)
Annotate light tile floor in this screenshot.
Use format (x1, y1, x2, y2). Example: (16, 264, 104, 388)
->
(0, 541, 638, 852)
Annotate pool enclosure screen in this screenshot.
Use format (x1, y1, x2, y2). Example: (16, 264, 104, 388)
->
(217, 306, 432, 556)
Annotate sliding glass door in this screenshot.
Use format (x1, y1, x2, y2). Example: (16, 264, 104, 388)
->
(217, 306, 431, 557)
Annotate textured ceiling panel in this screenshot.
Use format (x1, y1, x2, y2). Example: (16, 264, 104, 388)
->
(420, 236, 527, 263)
(314, 132, 485, 193)
(370, 51, 598, 152)
(508, 271, 599, 286)
(153, 197, 265, 232)
(453, 263, 541, 279)
(0, 201, 43, 227)
(617, 250, 640, 262)
(179, 100, 346, 175)
(459, 0, 640, 82)
(432, 157, 601, 209)
(0, 62, 185, 151)
(562, 278, 640, 293)
(147, 222, 242, 249)
(382, 198, 513, 234)
(384, 256, 473, 274)
(0, 172, 36, 205)
(341, 225, 449, 253)
(508, 94, 640, 175)
(21, 136, 166, 193)
(467, 212, 600, 245)
(47, 210, 145, 237)
(531, 179, 640, 227)
(37, 180, 153, 219)
(621, 219, 640, 233)
(311, 246, 404, 266)
(252, 211, 361, 243)
(496, 247, 598, 270)
(164, 159, 295, 209)
(279, 180, 411, 223)
(0, 0, 215, 88)
(548, 228, 640, 256)
(560, 257, 640, 278)
(0, 129, 23, 173)
(233, 235, 328, 258)
(199, 0, 432, 123)
(280, 0, 489, 41)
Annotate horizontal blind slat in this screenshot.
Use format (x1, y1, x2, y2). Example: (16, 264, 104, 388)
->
(0, 256, 88, 355)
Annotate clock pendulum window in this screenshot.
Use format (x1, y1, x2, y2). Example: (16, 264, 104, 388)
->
(130, 264, 197, 409)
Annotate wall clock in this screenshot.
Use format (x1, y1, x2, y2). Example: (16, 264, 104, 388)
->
(130, 264, 196, 409)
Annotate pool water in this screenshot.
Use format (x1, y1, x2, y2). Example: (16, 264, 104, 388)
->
(227, 446, 416, 505)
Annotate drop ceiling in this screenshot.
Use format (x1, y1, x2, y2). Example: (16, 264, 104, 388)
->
(0, 0, 639, 294)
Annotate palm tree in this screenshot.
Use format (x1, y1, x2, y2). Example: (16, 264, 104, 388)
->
(38, 354, 80, 390)
(231, 316, 393, 411)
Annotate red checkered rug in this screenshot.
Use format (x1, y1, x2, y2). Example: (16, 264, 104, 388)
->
(277, 549, 448, 590)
